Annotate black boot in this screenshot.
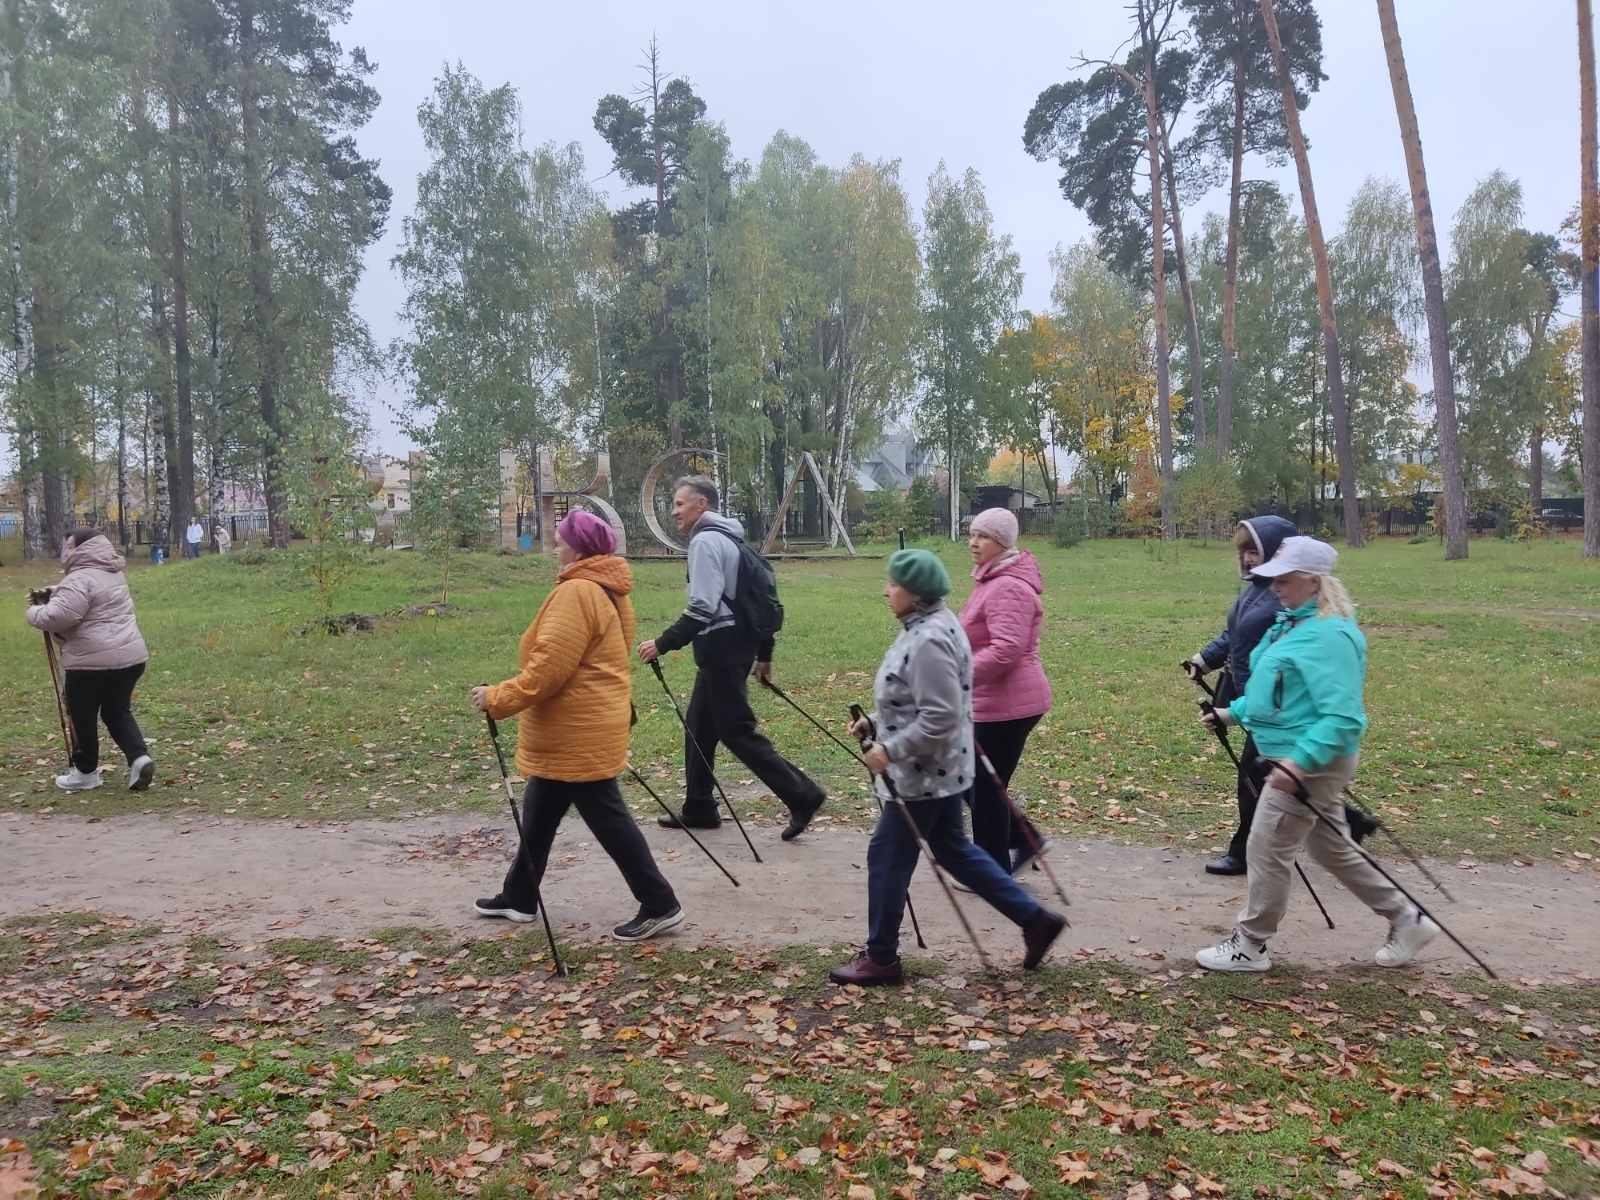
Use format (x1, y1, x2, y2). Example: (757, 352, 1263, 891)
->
(1205, 853, 1247, 876)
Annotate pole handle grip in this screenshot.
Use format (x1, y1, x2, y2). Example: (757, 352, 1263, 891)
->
(479, 686, 499, 741)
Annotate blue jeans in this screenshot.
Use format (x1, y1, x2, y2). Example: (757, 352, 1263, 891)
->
(866, 788, 1043, 964)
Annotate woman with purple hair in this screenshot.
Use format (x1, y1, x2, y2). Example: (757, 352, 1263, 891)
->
(469, 509, 683, 943)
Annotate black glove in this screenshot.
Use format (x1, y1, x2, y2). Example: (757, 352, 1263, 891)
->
(28, 587, 52, 605)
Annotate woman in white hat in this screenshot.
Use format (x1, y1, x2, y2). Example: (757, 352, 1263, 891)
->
(1195, 536, 1438, 972)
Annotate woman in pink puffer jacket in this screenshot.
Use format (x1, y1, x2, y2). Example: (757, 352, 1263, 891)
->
(959, 508, 1052, 874)
(26, 528, 155, 793)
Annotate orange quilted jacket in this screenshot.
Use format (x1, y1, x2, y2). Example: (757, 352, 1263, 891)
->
(486, 554, 637, 782)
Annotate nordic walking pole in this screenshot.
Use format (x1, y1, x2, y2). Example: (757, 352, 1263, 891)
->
(482, 709, 567, 978)
(625, 765, 741, 889)
(42, 631, 76, 765)
(757, 678, 925, 948)
(1273, 763, 1498, 980)
(648, 659, 762, 863)
(1194, 696, 1336, 931)
(852, 704, 991, 972)
(1341, 786, 1455, 901)
(974, 748, 1071, 917)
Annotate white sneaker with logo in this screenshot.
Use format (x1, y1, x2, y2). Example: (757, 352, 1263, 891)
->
(54, 768, 103, 792)
(1374, 911, 1439, 967)
(1196, 930, 1272, 973)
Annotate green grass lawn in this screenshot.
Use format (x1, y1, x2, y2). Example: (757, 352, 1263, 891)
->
(3, 536, 1596, 861)
(2, 912, 1596, 1199)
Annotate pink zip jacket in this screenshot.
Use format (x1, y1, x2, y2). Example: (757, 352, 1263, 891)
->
(959, 550, 1051, 723)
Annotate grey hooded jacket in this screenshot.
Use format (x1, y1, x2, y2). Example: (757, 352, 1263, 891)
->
(872, 601, 975, 802)
(655, 511, 776, 661)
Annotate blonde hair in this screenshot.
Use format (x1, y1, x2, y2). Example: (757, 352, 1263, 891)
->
(1316, 574, 1355, 620)
(1232, 523, 1256, 552)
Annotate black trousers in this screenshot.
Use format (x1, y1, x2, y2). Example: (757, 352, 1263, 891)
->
(501, 776, 678, 917)
(681, 640, 824, 822)
(1228, 732, 1262, 862)
(969, 715, 1045, 871)
(64, 663, 148, 775)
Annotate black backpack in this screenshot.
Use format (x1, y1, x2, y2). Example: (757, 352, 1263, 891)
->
(705, 527, 784, 643)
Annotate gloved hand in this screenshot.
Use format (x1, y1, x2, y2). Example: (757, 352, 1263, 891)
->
(1183, 653, 1209, 681)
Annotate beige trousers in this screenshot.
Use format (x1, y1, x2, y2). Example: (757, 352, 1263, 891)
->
(1236, 755, 1410, 945)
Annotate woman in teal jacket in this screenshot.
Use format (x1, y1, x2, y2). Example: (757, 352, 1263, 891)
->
(1195, 536, 1438, 973)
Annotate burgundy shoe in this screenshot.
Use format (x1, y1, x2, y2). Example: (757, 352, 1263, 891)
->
(828, 951, 904, 986)
(1022, 910, 1067, 970)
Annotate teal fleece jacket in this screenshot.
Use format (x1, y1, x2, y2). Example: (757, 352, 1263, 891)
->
(1227, 600, 1367, 770)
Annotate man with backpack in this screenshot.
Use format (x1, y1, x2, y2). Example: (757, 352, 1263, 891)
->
(637, 475, 827, 841)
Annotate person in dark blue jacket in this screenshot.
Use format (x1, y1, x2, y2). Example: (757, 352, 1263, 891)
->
(1185, 515, 1296, 875)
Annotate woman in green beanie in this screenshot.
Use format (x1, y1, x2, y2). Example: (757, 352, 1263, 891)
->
(830, 549, 1068, 985)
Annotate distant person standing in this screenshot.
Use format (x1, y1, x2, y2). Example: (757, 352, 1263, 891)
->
(636, 476, 827, 840)
(214, 522, 232, 555)
(185, 518, 204, 559)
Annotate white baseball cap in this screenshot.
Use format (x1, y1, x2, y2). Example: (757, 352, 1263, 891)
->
(1251, 535, 1337, 578)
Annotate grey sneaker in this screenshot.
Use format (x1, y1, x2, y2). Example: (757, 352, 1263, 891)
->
(128, 755, 155, 791)
(612, 907, 684, 942)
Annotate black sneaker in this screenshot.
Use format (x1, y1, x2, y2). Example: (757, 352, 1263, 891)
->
(1204, 854, 1247, 876)
(473, 894, 537, 923)
(612, 907, 685, 942)
(657, 810, 721, 830)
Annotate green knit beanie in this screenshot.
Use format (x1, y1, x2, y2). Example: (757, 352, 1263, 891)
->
(887, 548, 950, 601)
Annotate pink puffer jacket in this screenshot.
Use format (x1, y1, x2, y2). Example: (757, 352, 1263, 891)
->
(26, 536, 149, 671)
(959, 550, 1051, 723)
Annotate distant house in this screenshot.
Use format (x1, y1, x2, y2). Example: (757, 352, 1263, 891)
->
(973, 484, 1046, 514)
(855, 427, 936, 493)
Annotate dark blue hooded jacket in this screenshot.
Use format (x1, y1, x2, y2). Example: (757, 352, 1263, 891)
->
(1199, 515, 1297, 705)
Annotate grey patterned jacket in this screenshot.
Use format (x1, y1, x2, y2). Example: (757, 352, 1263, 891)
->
(872, 601, 975, 801)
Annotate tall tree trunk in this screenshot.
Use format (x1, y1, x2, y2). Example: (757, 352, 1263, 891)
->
(239, 2, 288, 548)
(1529, 426, 1544, 514)
(5, 0, 44, 559)
(168, 72, 195, 539)
(1218, 41, 1245, 459)
(115, 297, 129, 549)
(1142, 64, 1175, 538)
(1377, 0, 1467, 559)
(149, 282, 174, 552)
(1261, 0, 1362, 546)
(1580, 0, 1600, 558)
(1161, 127, 1206, 452)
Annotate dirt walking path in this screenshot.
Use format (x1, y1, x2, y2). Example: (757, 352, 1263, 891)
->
(4, 810, 1597, 982)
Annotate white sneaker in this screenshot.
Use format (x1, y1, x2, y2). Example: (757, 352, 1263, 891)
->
(1374, 911, 1439, 967)
(128, 755, 155, 791)
(54, 768, 103, 792)
(1196, 930, 1272, 973)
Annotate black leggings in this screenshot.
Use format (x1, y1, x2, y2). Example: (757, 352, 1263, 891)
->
(968, 715, 1045, 871)
(501, 776, 678, 918)
(64, 663, 149, 774)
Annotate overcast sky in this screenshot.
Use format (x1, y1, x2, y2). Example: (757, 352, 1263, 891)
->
(341, 0, 1580, 453)
(8, 0, 1585, 472)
